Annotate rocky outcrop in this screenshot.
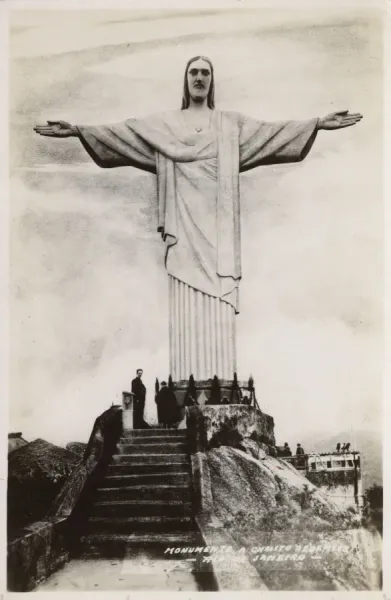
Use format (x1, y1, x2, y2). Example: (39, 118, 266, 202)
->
(66, 442, 87, 458)
(187, 405, 275, 454)
(8, 439, 80, 539)
(207, 446, 382, 591)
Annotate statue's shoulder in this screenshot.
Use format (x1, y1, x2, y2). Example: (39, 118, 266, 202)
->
(218, 110, 246, 126)
(151, 109, 182, 125)
(130, 110, 179, 128)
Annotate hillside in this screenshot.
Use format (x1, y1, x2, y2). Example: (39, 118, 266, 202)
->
(296, 430, 382, 490)
(207, 444, 382, 591)
(66, 442, 87, 458)
(8, 439, 80, 540)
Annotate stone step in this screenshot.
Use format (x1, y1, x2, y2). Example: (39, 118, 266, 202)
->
(122, 429, 187, 438)
(107, 463, 191, 476)
(95, 484, 191, 502)
(119, 434, 187, 444)
(111, 453, 189, 465)
(81, 531, 199, 544)
(91, 499, 192, 518)
(117, 442, 187, 455)
(101, 472, 191, 487)
(78, 531, 201, 559)
(85, 515, 196, 533)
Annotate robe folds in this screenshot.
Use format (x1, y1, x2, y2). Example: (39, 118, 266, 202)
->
(77, 110, 318, 313)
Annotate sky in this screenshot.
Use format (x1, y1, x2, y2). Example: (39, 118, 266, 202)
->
(8, 6, 384, 447)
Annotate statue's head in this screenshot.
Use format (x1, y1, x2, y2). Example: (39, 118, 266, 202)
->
(182, 56, 215, 109)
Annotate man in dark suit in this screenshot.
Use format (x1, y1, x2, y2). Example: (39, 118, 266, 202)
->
(156, 381, 180, 428)
(131, 368, 146, 429)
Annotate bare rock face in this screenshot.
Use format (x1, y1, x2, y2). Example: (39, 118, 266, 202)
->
(207, 447, 382, 591)
(240, 438, 268, 461)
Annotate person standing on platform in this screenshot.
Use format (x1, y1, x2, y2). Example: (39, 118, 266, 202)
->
(283, 442, 292, 457)
(131, 368, 146, 429)
(296, 442, 305, 468)
(156, 381, 180, 428)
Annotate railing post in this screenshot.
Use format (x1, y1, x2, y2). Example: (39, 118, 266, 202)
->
(122, 391, 134, 431)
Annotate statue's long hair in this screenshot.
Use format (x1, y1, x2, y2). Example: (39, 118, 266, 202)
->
(181, 55, 215, 110)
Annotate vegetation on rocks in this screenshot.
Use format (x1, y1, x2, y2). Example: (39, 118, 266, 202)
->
(66, 442, 87, 458)
(8, 439, 80, 540)
(207, 446, 381, 591)
(362, 484, 383, 534)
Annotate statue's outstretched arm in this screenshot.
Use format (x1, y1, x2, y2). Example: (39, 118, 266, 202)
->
(34, 120, 78, 138)
(238, 109, 363, 172)
(317, 110, 363, 130)
(34, 119, 156, 173)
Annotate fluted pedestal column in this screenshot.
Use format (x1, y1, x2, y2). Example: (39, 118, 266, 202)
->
(169, 275, 237, 380)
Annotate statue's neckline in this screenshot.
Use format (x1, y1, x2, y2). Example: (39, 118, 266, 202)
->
(181, 108, 214, 134)
(175, 110, 216, 146)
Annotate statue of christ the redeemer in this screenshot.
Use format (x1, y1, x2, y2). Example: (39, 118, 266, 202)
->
(34, 55, 362, 383)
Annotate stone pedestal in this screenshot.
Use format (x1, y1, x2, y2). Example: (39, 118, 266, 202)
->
(122, 392, 134, 431)
(186, 404, 276, 452)
(172, 378, 252, 408)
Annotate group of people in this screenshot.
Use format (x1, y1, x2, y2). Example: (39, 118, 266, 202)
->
(279, 442, 306, 457)
(131, 369, 181, 429)
(279, 441, 352, 459)
(336, 442, 351, 453)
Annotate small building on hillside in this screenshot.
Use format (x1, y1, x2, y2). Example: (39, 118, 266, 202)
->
(283, 451, 363, 510)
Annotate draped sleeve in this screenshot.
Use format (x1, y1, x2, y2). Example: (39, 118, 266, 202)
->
(238, 113, 319, 172)
(76, 120, 157, 173)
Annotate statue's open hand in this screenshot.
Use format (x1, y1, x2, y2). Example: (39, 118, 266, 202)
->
(318, 110, 363, 130)
(33, 120, 76, 138)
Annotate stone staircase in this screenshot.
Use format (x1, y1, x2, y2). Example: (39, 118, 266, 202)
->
(78, 428, 202, 558)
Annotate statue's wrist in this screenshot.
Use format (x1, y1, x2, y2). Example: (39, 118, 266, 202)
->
(70, 125, 79, 137)
(317, 117, 325, 130)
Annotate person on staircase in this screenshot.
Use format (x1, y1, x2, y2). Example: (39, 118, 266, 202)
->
(131, 368, 147, 429)
(156, 381, 180, 428)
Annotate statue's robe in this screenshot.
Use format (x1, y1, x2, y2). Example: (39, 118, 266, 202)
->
(77, 110, 318, 379)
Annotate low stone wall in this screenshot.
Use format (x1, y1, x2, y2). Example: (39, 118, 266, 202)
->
(7, 518, 69, 592)
(7, 405, 123, 591)
(187, 405, 275, 452)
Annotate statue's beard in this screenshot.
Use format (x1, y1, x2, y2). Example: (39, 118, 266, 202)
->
(191, 92, 207, 103)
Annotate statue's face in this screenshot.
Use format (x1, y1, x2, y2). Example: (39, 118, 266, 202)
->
(187, 58, 212, 103)
(137, 369, 143, 377)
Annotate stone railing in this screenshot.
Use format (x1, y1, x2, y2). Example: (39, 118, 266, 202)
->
(7, 405, 123, 592)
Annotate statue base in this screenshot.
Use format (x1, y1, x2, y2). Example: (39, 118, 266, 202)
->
(171, 377, 256, 408)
